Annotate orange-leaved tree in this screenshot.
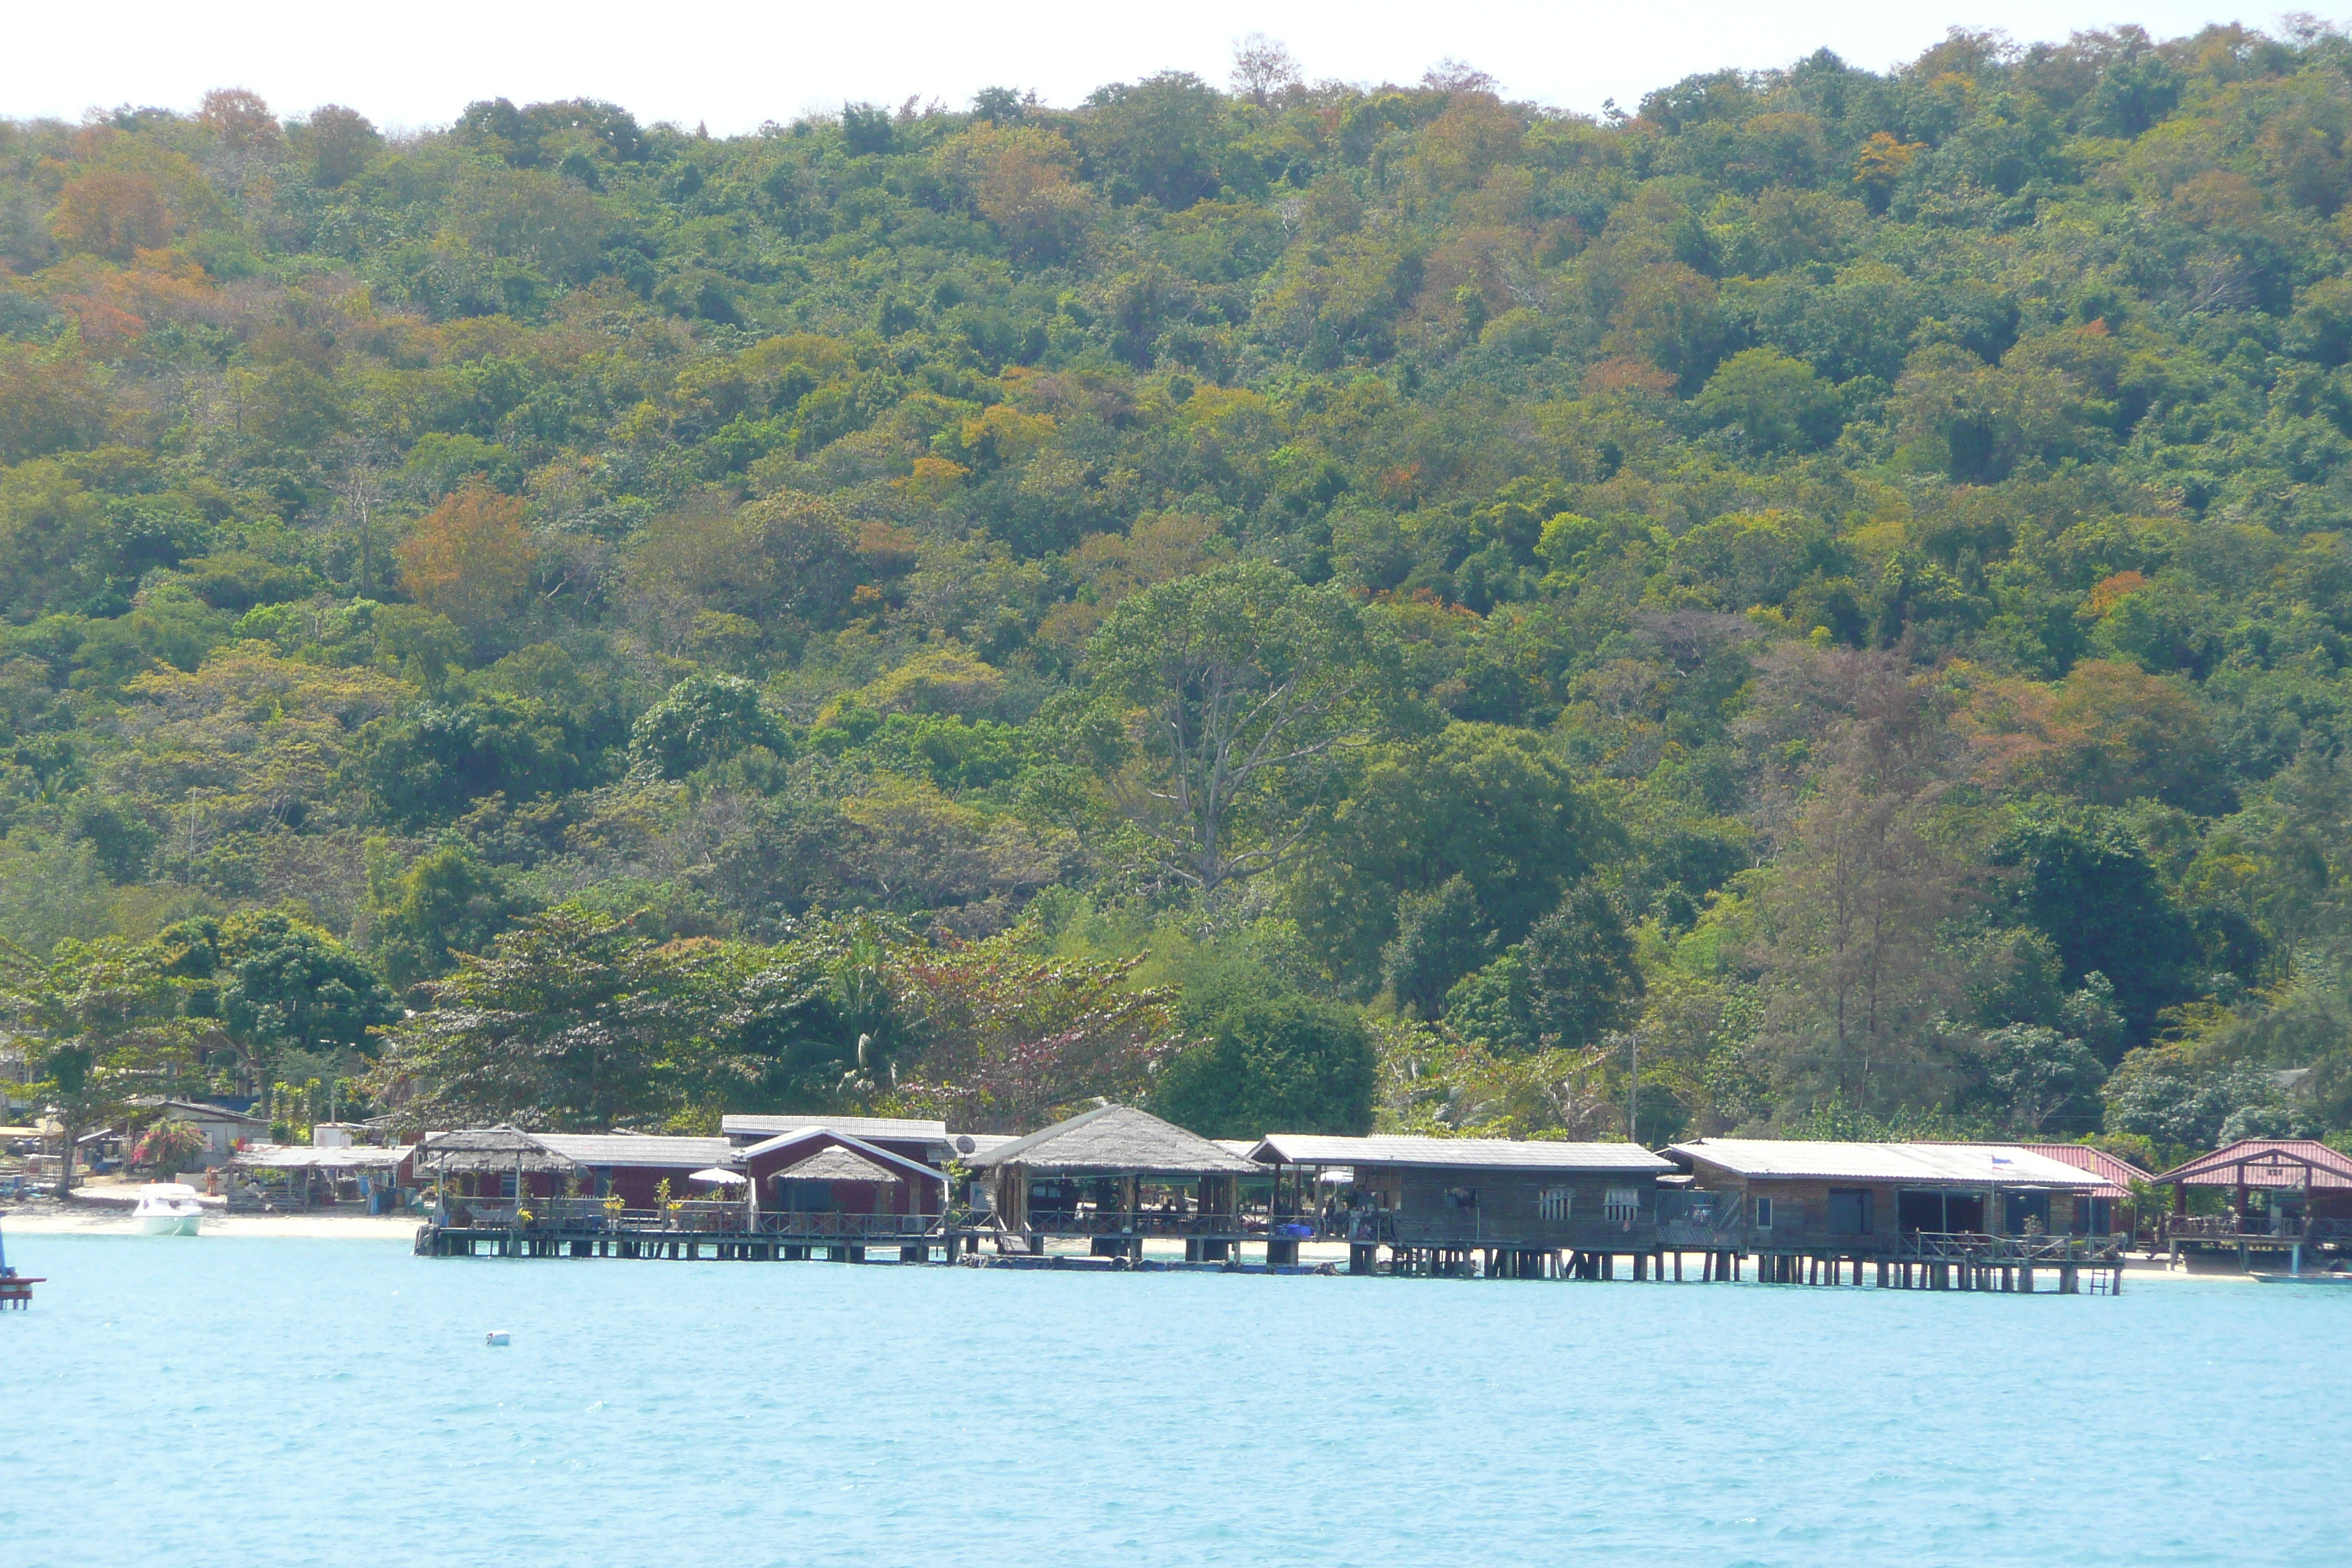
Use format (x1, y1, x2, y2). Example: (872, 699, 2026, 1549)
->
(393, 481, 537, 653)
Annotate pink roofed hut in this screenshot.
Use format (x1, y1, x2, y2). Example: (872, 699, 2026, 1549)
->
(2153, 1139, 2352, 1273)
(737, 1126, 949, 1260)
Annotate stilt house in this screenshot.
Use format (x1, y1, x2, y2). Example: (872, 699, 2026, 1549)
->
(1664, 1139, 2113, 1255)
(723, 1115, 949, 1169)
(1247, 1134, 1674, 1267)
(736, 1125, 949, 1245)
(965, 1104, 1259, 1259)
(533, 1134, 737, 1209)
(2154, 1139, 2352, 1271)
(2021, 1142, 2153, 1238)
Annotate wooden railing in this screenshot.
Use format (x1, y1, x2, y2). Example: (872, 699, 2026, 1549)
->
(1904, 1231, 2125, 1265)
(1017, 1209, 1254, 1238)
(2164, 1215, 2352, 1244)
(754, 1211, 938, 1239)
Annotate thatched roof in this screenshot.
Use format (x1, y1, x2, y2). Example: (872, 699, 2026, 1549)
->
(414, 1126, 581, 1175)
(967, 1104, 1258, 1177)
(772, 1145, 903, 1184)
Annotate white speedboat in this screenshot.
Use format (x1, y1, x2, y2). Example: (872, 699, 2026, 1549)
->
(133, 1184, 205, 1237)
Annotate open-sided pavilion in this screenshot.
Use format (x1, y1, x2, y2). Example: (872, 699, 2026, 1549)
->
(965, 1104, 1260, 1262)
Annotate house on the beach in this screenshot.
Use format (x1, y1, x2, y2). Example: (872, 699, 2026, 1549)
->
(2021, 1142, 2153, 1239)
(1664, 1139, 2115, 1257)
(722, 1114, 950, 1168)
(130, 1098, 270, 1167)
(225, 1142, 417, 1211)
(1247, 1133, 1676, 1276)
(2152, 1138, 2352, 1271)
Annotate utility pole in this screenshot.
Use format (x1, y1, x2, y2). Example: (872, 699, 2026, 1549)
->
(1626, 1028, 1639, 1145)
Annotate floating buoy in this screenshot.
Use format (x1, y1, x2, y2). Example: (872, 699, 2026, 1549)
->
(485, 1330, 510, 1346)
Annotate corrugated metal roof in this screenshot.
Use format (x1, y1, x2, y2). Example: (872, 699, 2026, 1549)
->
(534, 1135, 735, 1169)
(227, 1144, 412, 1170)
(2023, 1143, 2152, 1197)
(723, 1114, 946, 1142)
(2155, 1139, 2352, 1190)
(1670, 1139, 2107, 1188)
(1251, 1134, 1674, 1173)
(130, 1097, 268, 1125)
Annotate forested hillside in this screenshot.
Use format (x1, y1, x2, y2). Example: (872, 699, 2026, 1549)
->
(8, 26, 2352, 1166)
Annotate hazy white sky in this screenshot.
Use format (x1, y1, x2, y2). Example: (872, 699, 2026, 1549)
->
(0, 1, 2310, 133)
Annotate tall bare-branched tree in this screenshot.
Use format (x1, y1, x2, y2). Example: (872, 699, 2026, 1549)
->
(1071, 559, 1399, 893)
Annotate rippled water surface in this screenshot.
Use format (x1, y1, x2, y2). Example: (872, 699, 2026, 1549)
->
(3, 1235, 2345, 1567)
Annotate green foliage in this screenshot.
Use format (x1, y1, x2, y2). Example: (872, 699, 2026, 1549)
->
(1154, 992, 1375, 1138)
(162, 909, 400, 1082)
(1990, 800, 2204, 1048)
(366, 838, 521, 990)
(12, 35, 2352, 1145)
(369, 905, 716, 1130)
(1293, 724, 1616, 993)
(628, 674, 788, 780)
(1697, 348, 1842, 453)
(1076, 558, 1396, 891)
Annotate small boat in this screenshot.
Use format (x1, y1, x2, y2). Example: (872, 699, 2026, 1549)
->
(2250, 1269, 2352, 1284)
(133, 1184, 206, 1237)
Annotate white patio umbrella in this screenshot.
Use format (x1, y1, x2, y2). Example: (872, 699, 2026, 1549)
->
(688, 1167, 747, 1187)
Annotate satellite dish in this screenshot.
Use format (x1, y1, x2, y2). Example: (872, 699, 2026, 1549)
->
(955, 1135, 976, 1155)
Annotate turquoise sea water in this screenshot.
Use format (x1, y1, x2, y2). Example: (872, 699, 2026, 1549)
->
(2, 1235, 2345, 1568)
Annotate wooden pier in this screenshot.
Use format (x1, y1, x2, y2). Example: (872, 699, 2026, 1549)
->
(402, 1121, 2127, 1295)
(412, 1215, 2126, 1294)
(416, 1201, 962, 1262)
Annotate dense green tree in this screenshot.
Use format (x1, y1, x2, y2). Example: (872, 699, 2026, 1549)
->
(193, 911, 399, 1083)
(1381, 874, 1491, 1017)
(1519, 881, 1646, 1051)
(366, 838, 523, 990)
(1292, 725, 1616, 993)
(5, 937, 202, 1195)
(1153, 993, 1374, 1138)
(1990, 801, 2203, 1050)
(369, 906, 715, 1131)
(628, 673, 788, 780)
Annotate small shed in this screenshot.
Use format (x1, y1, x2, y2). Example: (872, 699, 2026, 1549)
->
(1248, 1134, 1674, 1255)
(129, 1098, 271, 1167)
(965, 1104, 1257, 1255)
(225, 1143, 416, 1212)
(1667, 1139, 2111, 1253)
